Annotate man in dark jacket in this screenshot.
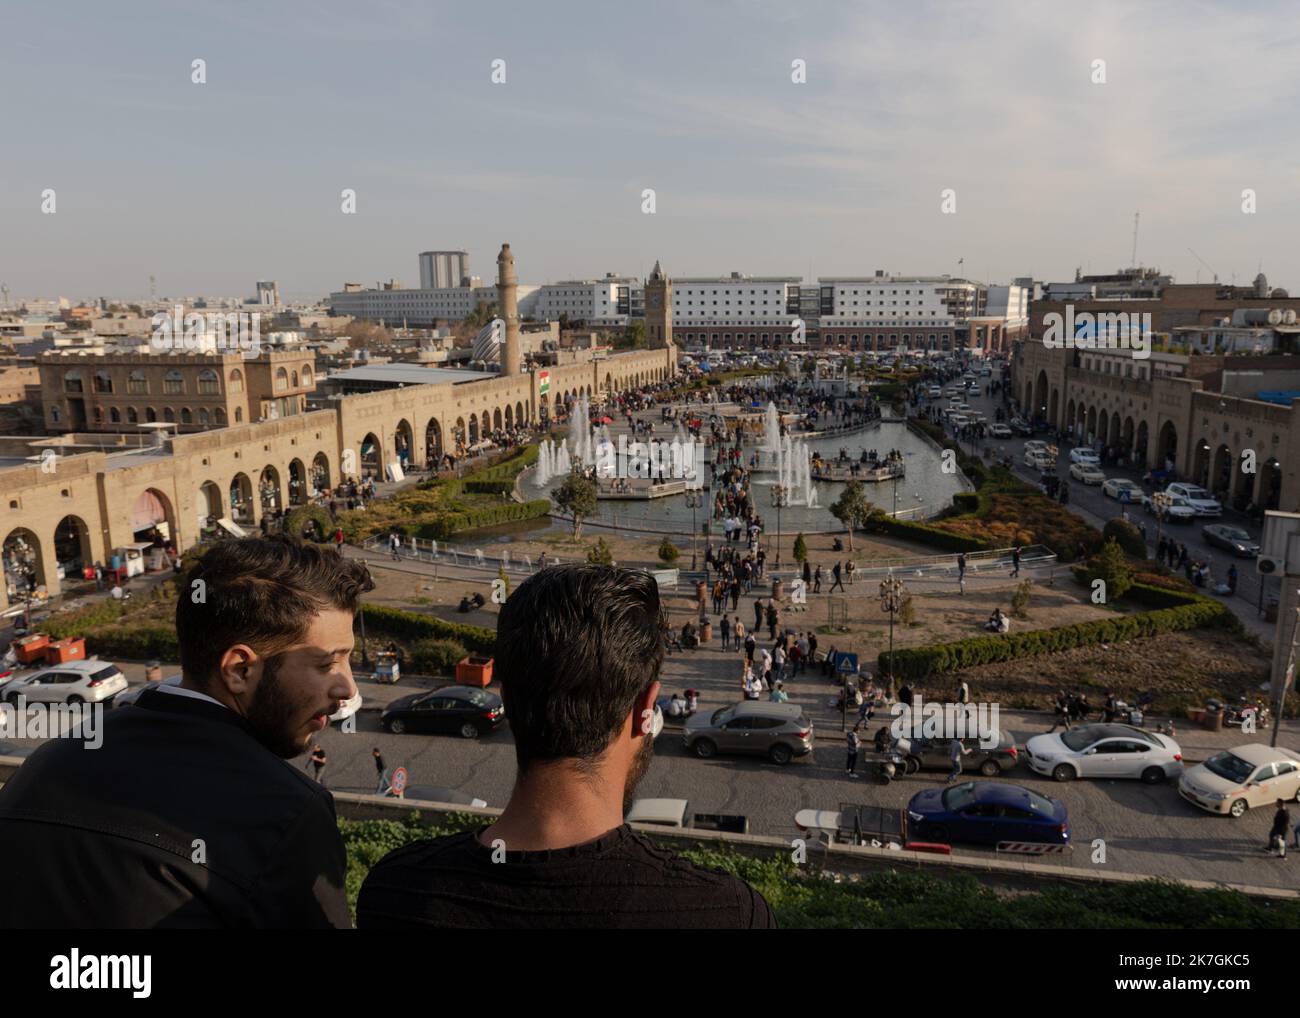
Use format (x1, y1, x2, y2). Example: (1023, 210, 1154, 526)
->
(0, 535, 373, 929)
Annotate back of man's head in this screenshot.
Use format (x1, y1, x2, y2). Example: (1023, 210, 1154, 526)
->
(496, 565, 664, 772)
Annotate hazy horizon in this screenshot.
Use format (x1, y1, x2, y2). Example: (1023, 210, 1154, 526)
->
(4, 0, 1299, 301)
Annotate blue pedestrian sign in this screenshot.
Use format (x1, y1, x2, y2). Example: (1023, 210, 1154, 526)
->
(835, 653, 859, 675)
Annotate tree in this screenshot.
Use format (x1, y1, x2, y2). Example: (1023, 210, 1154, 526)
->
(657, 538, 680, 564)
(1010, 579, 1033, 619)
(1086, 538, 1134, 602)
(622, 320, 645, 350)
(586, 537, 614, 566)
(1102, 517, 1146, 559)
(828, 481, 874, 552)
(792, 533, 809, 564)
(553, 469, 598, 538)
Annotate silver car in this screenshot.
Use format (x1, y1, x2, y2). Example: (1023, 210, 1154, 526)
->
(1025, 724, 1184, 783)
(684, 700, 814, 765)
(0, 659, 128, 705)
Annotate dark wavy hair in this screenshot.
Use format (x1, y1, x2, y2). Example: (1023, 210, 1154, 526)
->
(175, 535, 374, 687)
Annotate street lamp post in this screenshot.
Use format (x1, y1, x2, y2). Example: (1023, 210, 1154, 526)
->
(879, 572, 906, 690)
(685, 489, 704, 571)
(771, 483, 789, 569)
(1150, 490, 1174, 558)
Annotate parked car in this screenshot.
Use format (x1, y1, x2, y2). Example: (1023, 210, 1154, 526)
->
(380, 685, 504, 738)
(1069, 448, 1101, 466)
(113, 673, 181, 707)
(1023, 440, 1049, 456)
(1069, 463, 1106, 485)
(988, 423, 1012, 439)
(684, 700, 813, 765)
(1025, 450, 1054, 470)
(907, 781, 1070, 846)
(1, 659, 128, 705)
(1164, 483, 1222, 517)
(902, 732, 1019, 777)
(1179, 745, 1300, 817)
(1102, 478, 1145, 502)
(1009, 418, 1034, 436)
(1025, 724, 1183, 783)
(1142, 492, 1197, 522)
(1202, 524, 1260, 557)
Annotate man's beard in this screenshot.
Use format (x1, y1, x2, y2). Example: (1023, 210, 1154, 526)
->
(245, 656, 308, 759)
(622, 735, 656, 816)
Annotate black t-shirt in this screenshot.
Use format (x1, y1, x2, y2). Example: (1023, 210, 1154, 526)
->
(357, 824, 777, 930)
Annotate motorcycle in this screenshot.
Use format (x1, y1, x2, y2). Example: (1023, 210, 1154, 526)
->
(1217, 697, 1270, 730)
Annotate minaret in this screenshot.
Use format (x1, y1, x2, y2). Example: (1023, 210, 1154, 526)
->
(645, 259, 672, 349)
(496, 243, 521, 376)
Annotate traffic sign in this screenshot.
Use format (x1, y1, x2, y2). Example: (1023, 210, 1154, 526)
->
(835, 653, 859, 675)
(391, 766, 408, 798)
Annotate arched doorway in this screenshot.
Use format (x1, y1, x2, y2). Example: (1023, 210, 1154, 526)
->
(1049, 388, 1059, 426)
(360, 433, 381, 479)
(1211, 444, 1233, 496)
(1066, 399, 1077, 435)
(260, 465, 282, 514)
(1192, 439, 1211, 485)
(504, 405, 513, 429)
(198, 480, 223, 529)
(131, 488, 176, 549)
(3, 528, 45, 598)
(516, 400, 525, 426)
(311, 453, 331, 495)
(1085, 406, 1097, 442)
(493, 407, 503, 432)
(1232, 450, 1258, 510)
(1098, 410, 1109, 449)
(425, 418, 443, 464)
(468, 414, 480, 445)
(287, 458, 307, 506)
(53, 515, 92, 580)
(230, 473, 254, 524)
(1135, 420, 1149, 466)
(1157, 421, 1178, 471)
(394, 419, 413, 471)
(453, 417, 466, 454)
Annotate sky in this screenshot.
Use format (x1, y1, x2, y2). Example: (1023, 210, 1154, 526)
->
(3, 0, 1300, 302)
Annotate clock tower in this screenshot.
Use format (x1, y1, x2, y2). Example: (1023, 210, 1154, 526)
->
(645, 260, 672, 350)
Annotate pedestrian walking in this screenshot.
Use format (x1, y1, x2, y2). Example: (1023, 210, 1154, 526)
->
(1269, 800, 1291, 857)
(813, 564, 823, 594)
(956, 552, 966, 592)
(389, 530, 401, 561)
(334, 527, 344, 549)
(845, 560, 855, 585)
(955, 679, 970, 705)
(1010, 544, 1022, 578)
(753, 598, 763, 632)
(766, 603, 778, 640)
(947, 737, 971, 783)
(309, 744, 328, 785)
(93, 562, 104, 591)
(830, 561, 845, 593)
(846, 725, 862, 778)
(720, 615, 732, 650)
(744, 632, 756, 663)
(373, 747, 389, 795)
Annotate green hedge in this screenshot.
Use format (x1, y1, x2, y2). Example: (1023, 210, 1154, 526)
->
(362, 603, 496, 654)
(463, 479, 515, 496)
(339, 815, 1300, 927)
(409, 638, 469, 675)
(952, 492, 980, 512)
(414, 499, 551, 540)
(878, 590, 1230, 680)
(865, 515, 989, 552)
(285, 504, 335, 541)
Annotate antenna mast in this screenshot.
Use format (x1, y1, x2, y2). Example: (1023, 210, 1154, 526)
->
(1131, 211, 1140, 268)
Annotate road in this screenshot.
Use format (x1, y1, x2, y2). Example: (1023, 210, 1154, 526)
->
(926, 379, 1279, 641)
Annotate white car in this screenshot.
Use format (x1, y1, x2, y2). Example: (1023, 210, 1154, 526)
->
(1069, 463, 1106, 485)
(1179, 745, 1300, 817)
(1102, 478, 1144, 502)
(1164, 483, 1222, 517)
(988, 423, 1012, 438)
(1025, 724, 1184, 784)
(1023, 440, 1049, 456)
(1024, 449, 1054, 469)
(1, 659, 128, 705)
(1144, 493, 1198, 522)
(1069, 448, 1101, 465)
(928, 386, 942, 398)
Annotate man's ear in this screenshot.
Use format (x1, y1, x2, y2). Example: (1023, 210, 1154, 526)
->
(635, 681, 661, 737)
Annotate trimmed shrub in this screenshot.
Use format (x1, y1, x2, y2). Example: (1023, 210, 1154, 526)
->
(285, 503, 335, 542)
(880, 594, 1230, 680)
(1103, 518, 1147, 559)
(586, 537, 615, 566)
(1086, 538, 1135, 601)
(409, 638, 469, 675)
(952, 492, 980, 512)
(657, 538, 680, 564)
(362, 603, 495, 653)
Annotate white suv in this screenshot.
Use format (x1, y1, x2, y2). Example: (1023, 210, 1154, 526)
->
(1164, 483, 1222, 517)
(0, 659, 128, 705)
(1069, 448, 1101, 466)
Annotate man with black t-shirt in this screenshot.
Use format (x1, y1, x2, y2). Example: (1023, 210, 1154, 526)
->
(358, 565, 776, 930)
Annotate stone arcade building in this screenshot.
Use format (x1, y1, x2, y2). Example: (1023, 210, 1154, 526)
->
(0, 247, 678, 614)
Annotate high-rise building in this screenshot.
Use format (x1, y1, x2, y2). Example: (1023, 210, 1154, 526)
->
(255, 280, 280, 306)
(419, 251, 470, 290)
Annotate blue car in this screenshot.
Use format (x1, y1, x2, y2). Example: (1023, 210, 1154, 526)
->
(907, 781, 1070, 847)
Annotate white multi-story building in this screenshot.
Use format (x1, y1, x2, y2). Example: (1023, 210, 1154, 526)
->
(534, 276, 639, 326)
(328, 283, 538, 326)
(670, 273, 801, 347)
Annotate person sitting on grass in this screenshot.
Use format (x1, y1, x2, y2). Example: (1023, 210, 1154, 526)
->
(983, 608, 1009, 633)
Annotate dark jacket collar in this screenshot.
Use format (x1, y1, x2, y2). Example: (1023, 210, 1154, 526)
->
(133, 684, 255, 735)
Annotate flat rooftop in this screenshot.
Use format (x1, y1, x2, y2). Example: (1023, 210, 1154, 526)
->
(325, 363, 499, 387)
